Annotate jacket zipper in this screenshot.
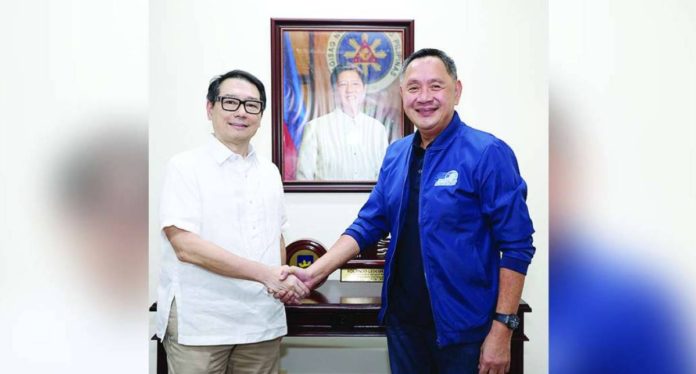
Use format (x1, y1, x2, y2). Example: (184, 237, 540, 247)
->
(420, 149, 441, 346)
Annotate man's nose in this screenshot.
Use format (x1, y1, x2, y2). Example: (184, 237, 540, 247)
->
(417, 89, 433, 102)
(234, 108, 250, 117)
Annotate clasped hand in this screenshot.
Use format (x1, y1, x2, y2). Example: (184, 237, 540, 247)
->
(262, 266, 311, 304)
(266, 265, 319, 304)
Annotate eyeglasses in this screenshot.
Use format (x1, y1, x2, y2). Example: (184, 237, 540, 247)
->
(216, 96, 264, 114)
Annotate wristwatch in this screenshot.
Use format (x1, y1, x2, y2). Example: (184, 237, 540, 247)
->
(493, 313, 520, 330)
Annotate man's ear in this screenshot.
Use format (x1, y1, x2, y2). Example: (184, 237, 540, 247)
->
(206, 101, 213, 120)
(454, 80, 463, 105)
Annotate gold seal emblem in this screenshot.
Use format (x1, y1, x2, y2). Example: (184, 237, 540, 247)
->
(327, 31, 403, 93)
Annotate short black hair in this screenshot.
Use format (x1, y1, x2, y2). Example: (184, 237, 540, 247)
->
(206, 70, 267, 111)
(330, 64, 366, 89)
(401, 48, 458, 81)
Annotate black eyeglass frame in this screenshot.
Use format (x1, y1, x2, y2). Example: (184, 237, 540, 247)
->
(216, 96, 265, 114)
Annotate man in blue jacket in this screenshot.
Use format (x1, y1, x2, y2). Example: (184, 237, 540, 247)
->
(281, 48, 535, 374)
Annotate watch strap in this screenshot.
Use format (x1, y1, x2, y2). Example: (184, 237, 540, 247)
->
(493, 312, 520, 330)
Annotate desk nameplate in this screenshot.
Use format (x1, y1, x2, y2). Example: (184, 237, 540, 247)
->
(340, 268, 384, 282)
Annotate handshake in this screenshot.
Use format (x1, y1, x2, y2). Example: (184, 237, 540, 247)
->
(263, 265, 321, 304)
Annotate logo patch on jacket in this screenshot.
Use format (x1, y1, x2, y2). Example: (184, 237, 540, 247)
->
(434, 170, 458, 186)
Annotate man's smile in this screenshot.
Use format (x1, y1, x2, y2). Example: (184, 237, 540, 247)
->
(415, 106, 438, 116)
(227, 122, 249, 129)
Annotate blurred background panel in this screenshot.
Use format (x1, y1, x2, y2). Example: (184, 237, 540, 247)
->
(550, 0, 696, 372)
(0, 0, 148, 373)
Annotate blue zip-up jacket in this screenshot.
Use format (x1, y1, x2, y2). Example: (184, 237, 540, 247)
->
(345, 112, 535, 346)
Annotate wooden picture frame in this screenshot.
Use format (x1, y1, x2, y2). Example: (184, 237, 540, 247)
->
(270, 18, 414, 192)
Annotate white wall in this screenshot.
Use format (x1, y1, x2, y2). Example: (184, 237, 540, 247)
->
(149, 1, 548, 373)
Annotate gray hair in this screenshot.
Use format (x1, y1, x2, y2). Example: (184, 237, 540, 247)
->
(400, 48, 458, 81)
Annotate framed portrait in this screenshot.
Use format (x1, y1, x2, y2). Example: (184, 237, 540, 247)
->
(270, 18, 414, 192)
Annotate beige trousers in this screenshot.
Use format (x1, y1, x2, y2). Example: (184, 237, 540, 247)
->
(163, 300, 281, 374)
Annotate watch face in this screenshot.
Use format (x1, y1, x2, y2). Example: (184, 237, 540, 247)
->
(509, 317, 520, 329)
